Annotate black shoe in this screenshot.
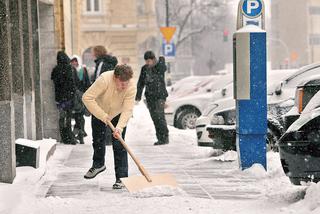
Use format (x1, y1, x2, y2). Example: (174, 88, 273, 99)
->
(84, 166, 106, 179)
(70, 138, 78, 145)
(112, 179, 125, 189)
(83, 131, 88, 137)
(154, 140, 169, 146)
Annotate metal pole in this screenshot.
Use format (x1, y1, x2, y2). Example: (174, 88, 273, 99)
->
(165, 0, 172, 86)
(166, 0, 169, 27)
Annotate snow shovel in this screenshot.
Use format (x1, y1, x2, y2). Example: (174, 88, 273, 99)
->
(106, 120, 177, 192)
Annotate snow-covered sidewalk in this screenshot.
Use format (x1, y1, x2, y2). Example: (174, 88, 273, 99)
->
(1, 103, 320, 214)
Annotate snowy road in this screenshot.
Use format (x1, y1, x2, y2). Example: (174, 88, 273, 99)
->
(1, 103, 320, 214)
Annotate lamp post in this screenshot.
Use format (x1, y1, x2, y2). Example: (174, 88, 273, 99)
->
(165, 0, 172, 86)
(268, 37, 290, 68)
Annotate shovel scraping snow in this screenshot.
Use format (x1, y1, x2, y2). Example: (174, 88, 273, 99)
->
(106, 120, 178, 193)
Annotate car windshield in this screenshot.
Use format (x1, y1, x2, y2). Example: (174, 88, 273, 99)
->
(302, 90, 320, 113)
(284, 64, 320, 88)
(169, 75, 217, 98)
(267, 69, 297, 94)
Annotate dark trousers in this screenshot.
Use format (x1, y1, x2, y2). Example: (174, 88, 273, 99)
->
(73, 112, 85, 141)
(146, 99, 169, 142)
(91, 114, 128, 180)
(59, 109, 74, 144)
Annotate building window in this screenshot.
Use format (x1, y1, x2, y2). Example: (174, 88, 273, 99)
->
(310, 34, 320, 45)
(86, 0, 101, 13)
(309, 6, 320, 15)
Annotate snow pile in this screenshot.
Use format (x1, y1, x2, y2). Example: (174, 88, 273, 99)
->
(213, 150, 238, 162)
(300, 182, 320, 212)
(242, 163, 267, 178)
(130, 186, 186, 198)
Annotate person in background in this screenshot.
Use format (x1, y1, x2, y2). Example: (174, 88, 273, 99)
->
(91, 46, 118, 83)
(90, 46, 119, 148)
(82, 64, 136, 189)
(70, 55, 91, 144)
(135, 51, 169, 145)
(51, 51, 77, 145)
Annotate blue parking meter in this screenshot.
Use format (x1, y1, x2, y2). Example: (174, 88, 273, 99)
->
(234, 0, 267, 170)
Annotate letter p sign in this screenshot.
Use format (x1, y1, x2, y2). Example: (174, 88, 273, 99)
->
(242, 0, 262, 18)
(248, 0, 259, 13)
(162, 42, 176, 57)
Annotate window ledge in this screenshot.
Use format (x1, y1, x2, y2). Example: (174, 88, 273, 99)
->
(82, 12, 105, 17)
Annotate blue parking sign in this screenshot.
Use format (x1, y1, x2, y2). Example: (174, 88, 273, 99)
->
(242, 0, 262, 18)
(162, 42, 175, 57)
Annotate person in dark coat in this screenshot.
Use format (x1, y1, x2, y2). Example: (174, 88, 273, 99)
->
(91, 46, 118, 147)
(92, 46, 118, 83)
(51, 51, 78, 145)
(70, 55, 91, 144)
(135, 51, 169, 145)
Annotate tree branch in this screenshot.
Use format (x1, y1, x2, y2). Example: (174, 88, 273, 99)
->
(176, 26, 207, 49)
(177, 8, 193, 41)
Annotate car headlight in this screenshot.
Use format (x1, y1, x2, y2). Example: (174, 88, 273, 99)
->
(210, 115, 225, 125)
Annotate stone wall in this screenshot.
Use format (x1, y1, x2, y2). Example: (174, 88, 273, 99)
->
(39, 2, 59, 140)
(0, 0, 16, 184)
(0, 0, 59, 183)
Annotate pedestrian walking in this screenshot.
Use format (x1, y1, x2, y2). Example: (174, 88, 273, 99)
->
(135, 51, 169, 145)
(82, 64, 136, 189)
(91, 46, 118, 146)
(70, 55, 91, 144)
(51, 51, 78, 145)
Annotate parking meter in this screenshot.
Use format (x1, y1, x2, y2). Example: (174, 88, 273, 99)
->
(233, 0, 267, 170)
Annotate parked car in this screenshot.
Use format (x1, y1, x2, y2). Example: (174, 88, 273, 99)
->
(204, 64, 320, 151)
(196, 68, 298, 149)
(165, 73, 232, 129)
(283, 75, 320, 130)
(279, 89, 320, 185)
(169, 75, 218, 98)
(196, 97, 234, 147)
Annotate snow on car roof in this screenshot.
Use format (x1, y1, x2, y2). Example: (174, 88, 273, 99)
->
(169, 75, 220, 99)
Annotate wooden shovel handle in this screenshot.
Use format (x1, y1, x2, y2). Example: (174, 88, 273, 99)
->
(105, 120, 152, 182)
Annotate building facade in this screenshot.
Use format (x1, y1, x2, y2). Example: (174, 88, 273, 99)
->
(270, 0, 320, 69)
(70, 0, 158, 77)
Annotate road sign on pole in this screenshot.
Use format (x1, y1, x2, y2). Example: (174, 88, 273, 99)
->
(162, 41, 176, 58)
(160, 27, 176, 44)
(237, 0, 265, 30)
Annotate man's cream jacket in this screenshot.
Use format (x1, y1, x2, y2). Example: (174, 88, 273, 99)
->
(82, 71, 137, 132)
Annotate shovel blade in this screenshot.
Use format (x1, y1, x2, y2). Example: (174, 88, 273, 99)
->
(120, 173, 177, 193)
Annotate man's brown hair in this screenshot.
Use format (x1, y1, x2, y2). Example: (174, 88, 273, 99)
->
(93, 46, 107, 58)
(114, 64, 133, 81)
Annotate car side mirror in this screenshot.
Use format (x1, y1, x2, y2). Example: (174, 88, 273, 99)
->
(221, 88, 227, 96)
(275, 81, 283, 95)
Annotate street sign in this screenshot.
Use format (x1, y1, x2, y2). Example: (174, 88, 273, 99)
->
(162, 42, 175, 57)
(160, 27, 176, 44)
(242, 0, 263, 18)
(237, 0, 265, 30)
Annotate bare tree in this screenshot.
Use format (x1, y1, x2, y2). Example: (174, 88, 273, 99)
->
(157, 0, 229, 50)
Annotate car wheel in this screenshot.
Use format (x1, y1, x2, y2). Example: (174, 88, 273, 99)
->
(267, 128, 279, 152)
(176, 109, 201, 129)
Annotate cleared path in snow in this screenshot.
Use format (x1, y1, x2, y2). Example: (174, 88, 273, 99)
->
(39, 104, 263, 200)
